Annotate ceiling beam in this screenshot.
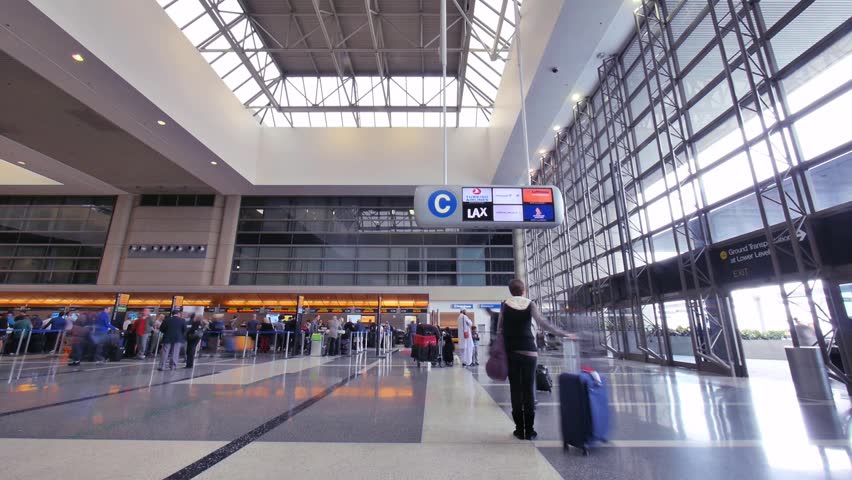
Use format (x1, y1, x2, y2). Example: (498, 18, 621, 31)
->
(199, 47, 465, 53)
(260, 106, 461, 113)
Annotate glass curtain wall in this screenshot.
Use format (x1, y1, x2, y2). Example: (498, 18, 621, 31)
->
(0, 197, 114, 284)
(231, 197, 514, 287)
(526, 0, 852, 370)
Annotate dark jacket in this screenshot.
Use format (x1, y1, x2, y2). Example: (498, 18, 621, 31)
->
(246, 319, 259, 333)
(159, 315, 187, 344)
(186, 319, 204, 341)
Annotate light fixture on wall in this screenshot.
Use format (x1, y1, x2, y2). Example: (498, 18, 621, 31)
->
(71, 53, 85, 62)
(128, 244, 208, 258)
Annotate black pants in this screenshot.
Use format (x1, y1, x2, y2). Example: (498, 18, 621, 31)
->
(186, 338, 201, 367)
(507, 352, 537, 434)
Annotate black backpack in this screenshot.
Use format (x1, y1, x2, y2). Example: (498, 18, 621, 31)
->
(536, 364, 553, 392)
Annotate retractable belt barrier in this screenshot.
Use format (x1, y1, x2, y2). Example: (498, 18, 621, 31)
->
(1, 328, 69, 356)
(1, 328, 374, 359)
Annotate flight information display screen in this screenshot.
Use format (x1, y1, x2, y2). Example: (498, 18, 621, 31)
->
(414, 185, 564, 229)
(461, 187, 555, 223)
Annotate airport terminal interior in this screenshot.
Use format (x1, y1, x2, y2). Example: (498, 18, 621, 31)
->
(1, 0, 851, 478)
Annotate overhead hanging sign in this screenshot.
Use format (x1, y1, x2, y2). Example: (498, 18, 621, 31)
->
(414, 185, 564, 228)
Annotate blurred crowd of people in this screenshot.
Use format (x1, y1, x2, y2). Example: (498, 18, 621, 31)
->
(1, 308, 398, 368)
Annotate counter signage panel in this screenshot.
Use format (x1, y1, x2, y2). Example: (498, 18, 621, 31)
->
(415, 185, 564, 229)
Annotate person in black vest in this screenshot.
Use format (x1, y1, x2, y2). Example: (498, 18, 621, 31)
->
(185, 313, 204, 368)
(498, 279, 571, 440)
(158, 311, 186, 371)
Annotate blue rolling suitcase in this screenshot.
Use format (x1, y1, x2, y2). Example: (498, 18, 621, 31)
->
(558, 368, 610, 455)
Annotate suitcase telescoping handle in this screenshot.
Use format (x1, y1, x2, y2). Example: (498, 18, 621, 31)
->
(563, 337, 580, 373)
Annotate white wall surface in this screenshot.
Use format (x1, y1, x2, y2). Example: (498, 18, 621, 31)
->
(256, 128, 493, 185)
(27, 0, 259, 181)
(489, 0, 629, 184)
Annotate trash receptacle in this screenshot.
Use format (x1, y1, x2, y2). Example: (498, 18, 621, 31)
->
(310, 333, 323, 357)
(785, 346, 833, 401)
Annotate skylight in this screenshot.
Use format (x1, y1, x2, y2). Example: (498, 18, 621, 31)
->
(157, 0, 518, 127)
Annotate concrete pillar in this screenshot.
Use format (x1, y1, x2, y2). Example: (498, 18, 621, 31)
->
(211, 195, 241, 286)
(97, 194, 134, 286)
(512, 228, 527, 284)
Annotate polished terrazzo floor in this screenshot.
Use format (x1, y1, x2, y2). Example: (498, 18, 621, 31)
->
(0, 346, 850, 479)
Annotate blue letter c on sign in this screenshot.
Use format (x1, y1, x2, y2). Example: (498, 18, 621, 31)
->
(428, 190, 456, 218)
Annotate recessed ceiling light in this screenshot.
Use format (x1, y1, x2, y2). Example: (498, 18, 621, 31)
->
(71, 53, 85, 62)
(16, 161, 26, 165)
(552, 126, 560, 131)
(210, 161, 218, 165)
(156, 120, 167, 126)
(538, 149, 547, 155)
(409, 209, 415, 215)
(571, 93, 581, 102)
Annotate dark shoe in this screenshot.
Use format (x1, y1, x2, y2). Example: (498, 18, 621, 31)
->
(157, 367, 164, 371)
(513, 430, 525, 440)
(67, 361, 80, 366)
(525, 430, 538, 440)
(185, 365, 193, 369)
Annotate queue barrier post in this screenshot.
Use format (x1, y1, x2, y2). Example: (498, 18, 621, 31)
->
(22, 330, 33, 355)
(253, 331, 260, 356)
(285, 332, 291, 358)
(51, 330, 66, 355)
(272, 331, 279, 355)
(242, 331, 249, 358)
(153, 333, 162, 358)
(14, 330, 27, 355)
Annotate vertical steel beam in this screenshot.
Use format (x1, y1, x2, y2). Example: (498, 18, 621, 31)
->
(634, 0, 734, 374)
(597, 56, 667, 363)
(705, 0, 842, 386)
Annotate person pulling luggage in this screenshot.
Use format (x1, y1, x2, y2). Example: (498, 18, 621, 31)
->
(497, 278, 572, 440)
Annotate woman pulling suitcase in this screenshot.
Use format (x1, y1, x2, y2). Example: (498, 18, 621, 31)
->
(497, 278, 572, 440)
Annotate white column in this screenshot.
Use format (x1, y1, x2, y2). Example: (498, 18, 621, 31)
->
(211, 195, 241, 286)
(512, 228, 527, 283)
(97, 194, 134, 286)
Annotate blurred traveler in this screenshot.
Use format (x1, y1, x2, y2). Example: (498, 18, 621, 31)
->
(91, 307, 117, 363)
(499, 279, 571, 440)
(327, 316, 341, 356)
(158, 311, 186, 371)
(471, 325, 480, 366)
(185, 313, 204, 368)
(43, 313, 67, 352)
(8, 315, 31, 354)
(259, 316, 275, 353)
(458, 309, 474, 366)
(134, 308, 154, 359)
(246, 314, 259, 335)
(66, 320, 91, 366)
(794, 317, 818, 347)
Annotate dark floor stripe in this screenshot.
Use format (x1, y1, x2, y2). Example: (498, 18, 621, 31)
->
(0, 369, 222, 418)
(162, 361, 377, 480)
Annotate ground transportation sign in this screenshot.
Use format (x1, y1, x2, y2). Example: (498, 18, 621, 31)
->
(414, 185, 564, 228)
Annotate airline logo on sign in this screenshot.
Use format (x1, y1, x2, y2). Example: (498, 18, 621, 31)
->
(462, 187, 493, 203)
(493, 188, 523, 204)
(493, 204, 523, 222)
(463, 204, 493, 221)
(522, 188, 553, 204)
(523, 204, 555, 222)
